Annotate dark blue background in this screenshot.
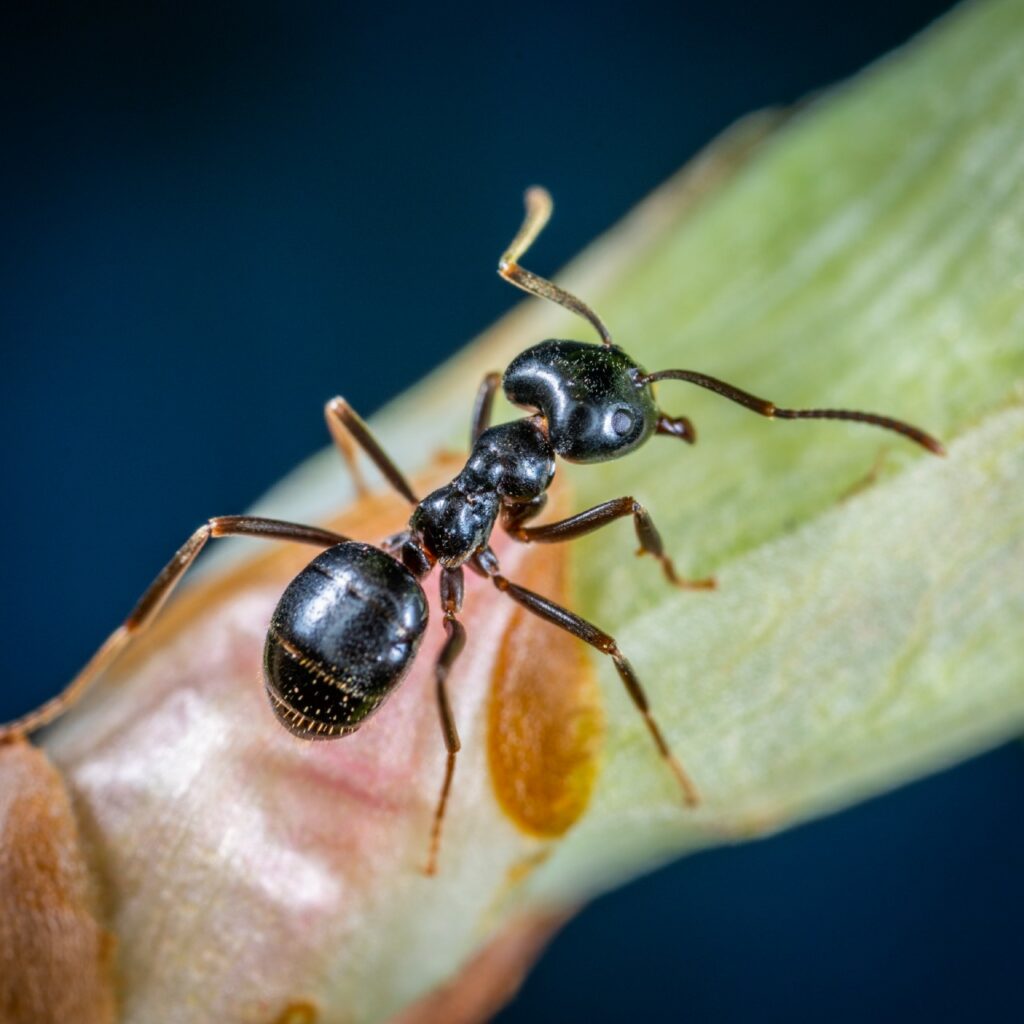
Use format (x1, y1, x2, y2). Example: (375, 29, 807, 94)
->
(2, 4, 1020, 1021)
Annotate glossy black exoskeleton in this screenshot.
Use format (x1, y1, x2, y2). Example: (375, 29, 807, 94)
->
(503, 340, 658, 461)
(410, 419, 555, 566)
(264, 542, 429, 738)
(0, 188, 944, 875)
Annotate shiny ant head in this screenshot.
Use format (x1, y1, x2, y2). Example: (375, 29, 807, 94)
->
(498, 188, 944, 462)
(503, 339, 662, 462)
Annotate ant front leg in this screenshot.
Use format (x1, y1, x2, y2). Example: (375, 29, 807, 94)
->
(425, 567, 468, 876)
(324, 397, 419, 504)
(0, 516, 350, 743)
(506, 496, 715, 590)
(480, 560, 700, 807)
(470, 372, 502, 446)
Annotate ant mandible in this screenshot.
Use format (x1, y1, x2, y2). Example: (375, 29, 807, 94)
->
(0, 188, 944, 874)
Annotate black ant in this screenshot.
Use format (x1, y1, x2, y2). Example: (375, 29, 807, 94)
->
(0, 188, 944, 874)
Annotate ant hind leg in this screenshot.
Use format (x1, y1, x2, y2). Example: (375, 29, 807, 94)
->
(481, 560, 700, 807)
(0, 516, 349, 743)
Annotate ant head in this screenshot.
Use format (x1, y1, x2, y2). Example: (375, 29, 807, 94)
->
(496, 189, 941, 464)
(502, 340, 663, 463)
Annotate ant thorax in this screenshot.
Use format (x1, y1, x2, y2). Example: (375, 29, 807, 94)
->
(409, 419, 555, 568)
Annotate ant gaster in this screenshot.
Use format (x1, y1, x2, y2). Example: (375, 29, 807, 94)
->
(0, 188, 944, 874)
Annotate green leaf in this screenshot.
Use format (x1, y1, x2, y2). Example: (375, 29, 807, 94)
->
(28, 1, 1024, 1019)
(267, 0, 1024, 906)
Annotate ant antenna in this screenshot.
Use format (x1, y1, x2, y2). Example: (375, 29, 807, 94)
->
(499, 186, 615, 347)
(643, 368, 946, 455)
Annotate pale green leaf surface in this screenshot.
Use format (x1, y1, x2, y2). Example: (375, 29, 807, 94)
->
(265, 0, 1022, 930)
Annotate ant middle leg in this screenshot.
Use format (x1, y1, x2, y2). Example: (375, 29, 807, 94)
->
(499, 494, 548, 535)
(482, 564, 700, 807)
(506, 496, 715, 590)
(425, 567, 468, 875)
(0, 516, 350, 743)
(324, 397, 419, 504)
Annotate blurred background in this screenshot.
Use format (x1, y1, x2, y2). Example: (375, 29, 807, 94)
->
(2, 2, 1020, 1021)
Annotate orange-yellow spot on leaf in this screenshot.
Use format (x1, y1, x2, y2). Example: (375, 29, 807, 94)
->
(271, 999, 318, 1024)
(487, 546, 604, 838)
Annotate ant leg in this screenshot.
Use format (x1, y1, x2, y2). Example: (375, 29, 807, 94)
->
(326, 404, 370, 497)
(0, 516, 350, 743)
(485, 566, 699, 807)
(507, 496, 715, 590)
(324, 397, 419, 504)
(499, 187, 615, 347)
(470, 372, 501, 446)
(500, 494, 548, 535)
(425, 568, 467, 876)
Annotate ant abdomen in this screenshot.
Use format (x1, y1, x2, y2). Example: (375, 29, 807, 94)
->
(263, 542, 429, 739)
(502, 340, 659, 462)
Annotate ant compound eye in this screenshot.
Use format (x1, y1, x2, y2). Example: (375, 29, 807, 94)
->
(611, 408, 634, 436)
